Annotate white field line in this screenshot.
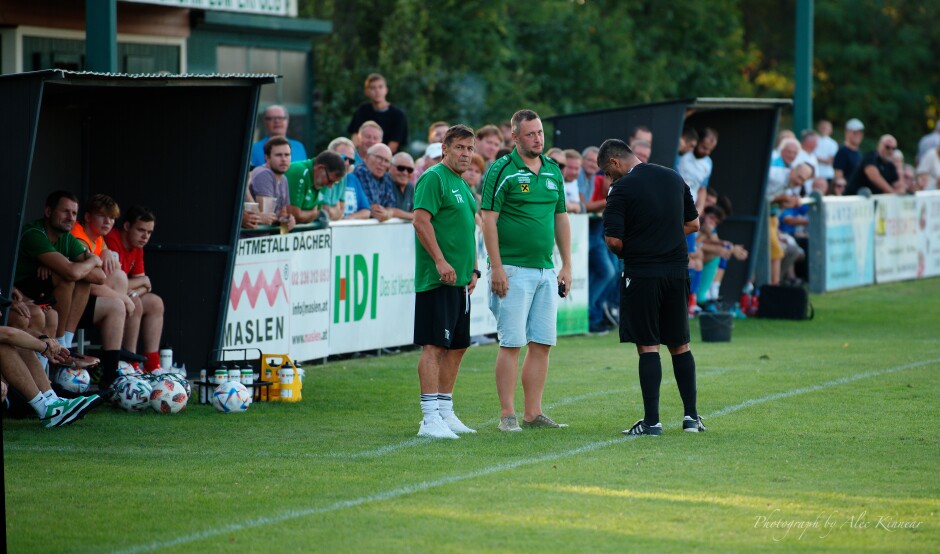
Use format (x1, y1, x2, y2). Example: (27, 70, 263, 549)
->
(3, 367, 731, 460)
(109, 357, 940, 554)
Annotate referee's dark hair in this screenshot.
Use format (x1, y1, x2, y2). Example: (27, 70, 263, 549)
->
(443, 124, 475, 147)
(597, 138, 636, 170)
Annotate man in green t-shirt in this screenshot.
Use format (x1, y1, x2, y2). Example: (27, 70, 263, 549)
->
(480, 109, 572, 432)
(283, 150, 347, 224)
(412, 124, 481, 440)
(14, 191, 107, 347)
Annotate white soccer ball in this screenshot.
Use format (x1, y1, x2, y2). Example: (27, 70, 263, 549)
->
(117, 361, 139, 376)
(161, 373, 192, 398)
(212, 381, 251, 413)
(55, 367, 90, 393)
(149, 378, 189, 414)
(114, 377, 152, 412)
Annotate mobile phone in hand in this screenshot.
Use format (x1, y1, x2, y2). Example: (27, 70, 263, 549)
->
(558, 282, 567, 298)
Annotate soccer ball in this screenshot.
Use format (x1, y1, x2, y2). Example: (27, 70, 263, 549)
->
(161, 373, 192, 398)
(212, 381, 251, 413)
(114, 377, 152, 412)
(149, 378, 188, 414)
(55, 367, 91, 393)
(117, 361, 140, 376)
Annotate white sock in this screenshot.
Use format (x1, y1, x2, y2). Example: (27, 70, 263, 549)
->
(43, 389, 59, 402)
(438, 393, 454, 418)
(709, 282, 721, 301)
(420, 393, 439, 421)
(29, 393, 48, 417)
(58, 331, 75, 348)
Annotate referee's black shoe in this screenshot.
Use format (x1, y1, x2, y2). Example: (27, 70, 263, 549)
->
(683, 415, 707, 432)
(623, 419, 662, 436)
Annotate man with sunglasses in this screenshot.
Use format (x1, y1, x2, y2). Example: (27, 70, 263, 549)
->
(845, 134, 904, 195)
(382, 152, 416, 221)
(283, 150, 349, 224)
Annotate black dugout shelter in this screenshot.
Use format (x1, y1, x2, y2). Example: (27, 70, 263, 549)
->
(0, 70, 275, 369)
(548, 97, 791, 298)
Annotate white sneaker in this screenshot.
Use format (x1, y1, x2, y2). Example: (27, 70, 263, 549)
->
(418, 415, 459, 439)
(442, 413, 477, 434)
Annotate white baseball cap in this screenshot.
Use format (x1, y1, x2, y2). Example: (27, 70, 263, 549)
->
(425, 142, 443, 159)
(845, 118, 865, 131)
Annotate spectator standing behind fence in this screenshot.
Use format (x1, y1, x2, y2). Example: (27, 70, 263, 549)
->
(347, 143, 396, 213)
(675, 126, 698, 170)
(814, 120, 838, 183)
(321, 137, 358, 220)
(475, 125, 503, 168)
(917, 122, 940, 164)
(795, 130, 819, 195)
(599, 138, 704, 436)
(412, 124, 480, 440)
(562, 149, 583, 213)
(284, 147, 348, 225)
(481, 109, 571, 432)
(916, 142, 940, 191)
(845, 135, 903, 195)
(834, 118, 865, 181)
(347, 73, 408, 154)
(104, 206, 165, 373)
(578, 146, 599, 204)
(375, 151, 416, 222)
(250, 105, 307, 168)
(246, 137, 296, 232)
(353, 121, 384, 166)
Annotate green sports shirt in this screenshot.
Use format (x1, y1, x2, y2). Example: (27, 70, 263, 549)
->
(413, 163, 477, 292)
(479, 148, 566, 268)
(284, 159, 321, 210)
(14, 219, 88, 284)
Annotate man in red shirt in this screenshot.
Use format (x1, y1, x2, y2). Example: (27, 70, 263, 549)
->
(105, 206, 164, 371)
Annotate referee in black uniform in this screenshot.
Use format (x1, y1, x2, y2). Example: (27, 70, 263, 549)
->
(599, 138, 706, 436)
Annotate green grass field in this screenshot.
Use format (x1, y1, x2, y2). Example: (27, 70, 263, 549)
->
(4, 279, 940, 553)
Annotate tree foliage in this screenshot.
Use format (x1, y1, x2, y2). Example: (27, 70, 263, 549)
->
(300, 0, 938, 156)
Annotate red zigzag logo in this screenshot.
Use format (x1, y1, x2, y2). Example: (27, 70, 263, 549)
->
(230, 269, 288, 310)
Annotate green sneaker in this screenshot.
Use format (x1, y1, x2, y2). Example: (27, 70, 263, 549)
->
(521, 414, 568, 429)
(40, 397, 87, 428)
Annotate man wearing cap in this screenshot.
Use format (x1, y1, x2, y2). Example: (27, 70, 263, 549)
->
(834, 118, 865, 181)
(845, 135, 904, 195)
(414, 142, 443, 182)
(481, 108, 572, 432)
(412, 124, 479, 439)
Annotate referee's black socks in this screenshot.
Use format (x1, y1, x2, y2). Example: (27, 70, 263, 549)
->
(638, 352, 661, 425)
(671, 350, 697, 419)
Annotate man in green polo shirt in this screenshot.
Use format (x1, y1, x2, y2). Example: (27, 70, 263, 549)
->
(283, 150, 347, 224)
(412, 124, 480, 440)
(480, 109, 572, 432)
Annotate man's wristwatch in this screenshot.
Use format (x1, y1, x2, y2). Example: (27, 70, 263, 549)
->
(38, 334, 50, 341)
(472, 269, 482, 278)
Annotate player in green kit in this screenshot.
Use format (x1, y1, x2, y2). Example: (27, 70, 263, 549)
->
(412, 124, 481, 439)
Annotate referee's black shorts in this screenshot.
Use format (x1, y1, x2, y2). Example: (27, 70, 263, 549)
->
(619, 274, 690, 347)
(414, 285, 471, 349)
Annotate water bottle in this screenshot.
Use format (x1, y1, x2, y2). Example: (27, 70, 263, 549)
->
(159, 346, 173, 370)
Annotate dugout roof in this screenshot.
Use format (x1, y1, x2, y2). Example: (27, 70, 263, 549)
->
(0, 69, 275, 368)
(547, 97, 792, 297)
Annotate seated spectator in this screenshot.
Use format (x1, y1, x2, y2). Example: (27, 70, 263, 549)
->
(342, 167, 373, 220)
(283, 150, 347, 224)
(347, 73, 408, 153)
(347, 143, 396, 212)
(353, 121, 384, 165)
(631, 139, 651, 164)
(767, 138, 802, 200)
(916, 143, 940, 191)
(562, 149, 583, 213)
(374, 151, 417, 221)
(13, 191, 105, 358)
(475, 125, 503, 166)
(766, 164, 811, 284)
(0, 315, 101, 427)
(245, 137, 297, 232)
(827, 176, 848, 196)
(774, 129, 797, 157)
(845, 135, 903, 195)
(675, 126, 698, 169)
(250, 105, 307, 168)
(696, 206, 748, 304)
(104, 206, 165, 374)
(70, 195, 132, 378)
(320, 137, 358, 220)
